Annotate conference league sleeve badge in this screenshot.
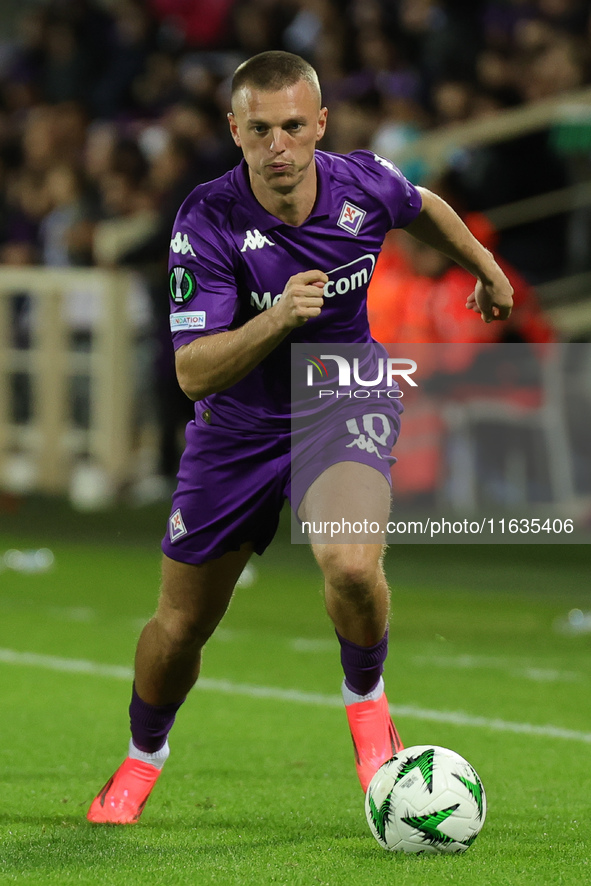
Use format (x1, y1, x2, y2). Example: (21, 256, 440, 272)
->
(170, 266, 197, 304)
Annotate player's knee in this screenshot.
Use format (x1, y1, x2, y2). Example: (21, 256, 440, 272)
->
(317, 545, 380, 593)
(154, 606, 213, 652)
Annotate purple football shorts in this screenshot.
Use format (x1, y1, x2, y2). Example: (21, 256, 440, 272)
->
(162, 399, 402, 565)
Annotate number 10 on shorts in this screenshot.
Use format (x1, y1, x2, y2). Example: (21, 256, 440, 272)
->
(345, 414, 392, 459)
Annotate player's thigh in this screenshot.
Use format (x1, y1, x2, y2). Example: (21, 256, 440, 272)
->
(302, 462, 389, 588)
(299, 461, 391, 545)
(157, 545, 253, 640)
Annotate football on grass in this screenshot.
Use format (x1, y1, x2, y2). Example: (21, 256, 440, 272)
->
(365, 745, 486, 854)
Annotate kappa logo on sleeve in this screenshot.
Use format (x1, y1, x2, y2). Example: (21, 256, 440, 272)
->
(373, 153, 396, 172)
(170, 266, 197, 304)
(170, 232, 196, 256)
(170, 311, 206, 331)
(169, 508, 187, 541)
(337, 201, 367, 236)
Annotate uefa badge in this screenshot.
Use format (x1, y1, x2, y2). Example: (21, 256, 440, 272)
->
(169, 266, 197, 304)
(169, 508, 187, 542)
(337, 201, 366, 236)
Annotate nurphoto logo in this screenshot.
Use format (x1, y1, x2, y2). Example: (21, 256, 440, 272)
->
(305, 352, 418, 399)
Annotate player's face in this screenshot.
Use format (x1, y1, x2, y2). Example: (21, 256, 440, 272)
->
(228, 80, 327, 196)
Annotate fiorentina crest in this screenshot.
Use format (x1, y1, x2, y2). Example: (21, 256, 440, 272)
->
(337, 200, 366, 235)
(169, 508, 187, 541)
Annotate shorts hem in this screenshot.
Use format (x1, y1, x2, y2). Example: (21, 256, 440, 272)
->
(161, 536, 269, 566)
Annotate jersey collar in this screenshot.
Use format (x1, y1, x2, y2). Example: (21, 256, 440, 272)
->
(235, 154, 333, 231)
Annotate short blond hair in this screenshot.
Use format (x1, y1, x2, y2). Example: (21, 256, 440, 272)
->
(231, 51, 322, 107)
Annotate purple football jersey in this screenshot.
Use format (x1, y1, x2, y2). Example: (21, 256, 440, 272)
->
(167, 149, 422, 428)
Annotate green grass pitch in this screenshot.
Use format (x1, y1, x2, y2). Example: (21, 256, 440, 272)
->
(0, 498, 589, 885)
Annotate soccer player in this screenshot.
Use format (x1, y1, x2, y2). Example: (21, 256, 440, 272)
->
(88, 51, 513, 823)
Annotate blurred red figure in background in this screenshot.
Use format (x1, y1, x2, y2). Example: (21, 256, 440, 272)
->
(368, 212, 554, 347)
(367, 211, 555, 501)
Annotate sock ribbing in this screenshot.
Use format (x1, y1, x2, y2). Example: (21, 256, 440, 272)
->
(336, 628, 389, 696)
(129, 685, 184, 754)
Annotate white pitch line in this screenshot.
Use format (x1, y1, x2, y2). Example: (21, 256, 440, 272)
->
(0, 647, 133, 680)
(1, 647, 590, 745)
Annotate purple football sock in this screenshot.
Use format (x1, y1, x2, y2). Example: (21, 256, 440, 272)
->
(129, 685, 185, 754)
(336, 628, 389, 696)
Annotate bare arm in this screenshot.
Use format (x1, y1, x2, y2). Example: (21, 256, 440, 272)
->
(175, 269, 328, 401)
(404, 187, 514, 323)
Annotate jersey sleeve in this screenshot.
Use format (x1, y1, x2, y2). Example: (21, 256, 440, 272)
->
(350, 150, 422, 229)
(168, 201, 238, 350)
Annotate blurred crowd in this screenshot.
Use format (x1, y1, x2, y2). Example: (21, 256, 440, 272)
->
(1, 0, 589, 487)
(1, 0, 590, 277)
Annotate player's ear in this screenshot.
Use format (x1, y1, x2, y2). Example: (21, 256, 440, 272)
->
(316, 107, 328, 143)
(227, 112, 241, 147)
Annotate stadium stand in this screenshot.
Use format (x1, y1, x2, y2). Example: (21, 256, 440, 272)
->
(1, 0, 591, 503)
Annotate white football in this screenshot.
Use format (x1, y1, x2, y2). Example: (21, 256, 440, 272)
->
(365, 745, 486, 854)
